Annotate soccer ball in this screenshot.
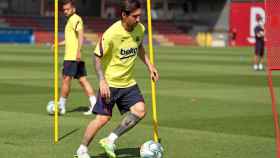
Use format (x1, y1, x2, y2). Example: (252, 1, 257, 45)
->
(140, 140, 164, 158)
(46, 100, 55, 114)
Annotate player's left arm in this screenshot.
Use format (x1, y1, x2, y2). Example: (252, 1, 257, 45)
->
(257, 31, 264, 37)
(76, 28, 83, 61)
(75, 18, 84, 61)
(255, 27, 264, 38)
(138, 44, 160, 81)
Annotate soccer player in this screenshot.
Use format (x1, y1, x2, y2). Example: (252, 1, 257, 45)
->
(253, 15, 265, 71)
(56, 0, 96, 115)
(75, 0, 159, 158)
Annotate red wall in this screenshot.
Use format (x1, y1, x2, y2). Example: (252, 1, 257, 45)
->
(230, 2, 265, 46)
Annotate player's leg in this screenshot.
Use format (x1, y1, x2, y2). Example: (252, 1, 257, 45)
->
(76, 61, 95, 96)
(101, 85, 145, 157)
(76, 114, 111, 158)
(79, 76, 95, 96)
(258, 44, 265, 70)
(79, 77, 97, 115)
(59, 61, 77, 114)
(59, 75, 72, 114)
(76, 89, 116, 158)
(100, 102, 145, 158)
(259, 56, 264, 70)
(253, 45, 259, 70)
(82, 115, 111, 146)
(76, 61, 97, 115)
(113, 101, 145, 137)
(106, 102, 145, 143)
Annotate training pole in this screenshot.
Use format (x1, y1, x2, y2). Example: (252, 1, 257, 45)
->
(54, 0, 59, 144)
(146, 0, 160, 143)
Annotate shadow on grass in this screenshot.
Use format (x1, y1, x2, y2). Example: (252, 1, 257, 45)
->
(68, 106, 89, 113)
(58, 128, 80, 141)
(92, 147, 140, 158)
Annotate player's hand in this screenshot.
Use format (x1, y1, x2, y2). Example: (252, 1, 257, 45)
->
(76, 51, 81, 61)
(51, 44, 59, 52)
(260, 31, 264, 37)
(99, 79, 110, 103)
(51, 44, 54, 51)
(149, 64, 160, 82)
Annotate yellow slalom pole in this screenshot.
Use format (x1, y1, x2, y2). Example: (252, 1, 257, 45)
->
(54, 0, 59, 144)
(146, 0, 160, 143)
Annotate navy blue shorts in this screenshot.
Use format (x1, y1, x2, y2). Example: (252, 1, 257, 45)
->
(92, 84, 145, 116)
(255, 41, 265, 57)
(63, 60, 87, 79)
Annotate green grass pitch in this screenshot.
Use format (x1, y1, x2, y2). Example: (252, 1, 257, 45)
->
(0, 44, 279, 158)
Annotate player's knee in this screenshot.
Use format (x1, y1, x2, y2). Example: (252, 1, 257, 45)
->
(63, 76, 71, 82)
(78, 77, 85, 84)
(79, 81, 85, 88)
(138, 110, 146, 119)
(131, 103, 146, 119)
(96, 115, 111, 124)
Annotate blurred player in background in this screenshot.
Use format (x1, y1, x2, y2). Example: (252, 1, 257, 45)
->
(230, 28, 237, 47)
(56, 0, 96, 115)
(253, 15, 265, 71)
(75, 0, 159, 157)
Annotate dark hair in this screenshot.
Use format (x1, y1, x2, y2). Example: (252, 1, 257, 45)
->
(121, 0, 141, 15)
(62, 0, 75, 6)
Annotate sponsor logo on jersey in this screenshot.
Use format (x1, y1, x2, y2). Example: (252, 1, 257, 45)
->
(120, 48, 138, 60)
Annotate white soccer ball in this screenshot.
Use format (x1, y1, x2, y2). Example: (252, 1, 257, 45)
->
(46, 100, 55, 114)
(140, 140, 164, 158)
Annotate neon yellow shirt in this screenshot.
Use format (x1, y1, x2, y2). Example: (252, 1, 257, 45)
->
(94, 20, 145, 88)
(64, 14, 83, 61)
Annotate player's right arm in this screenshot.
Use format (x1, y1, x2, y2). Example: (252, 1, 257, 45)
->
(256, 31, 264, 38)
(255, 27, 264, 38)
(95, 56, 110, 100)
(51, 40, 65, 51)
(75, 17, 84, 61)
(94, 33, 112, 101)
(138, 44, 160, 81)
(258, 31, 264, 37)
(58, 40, 65, 46)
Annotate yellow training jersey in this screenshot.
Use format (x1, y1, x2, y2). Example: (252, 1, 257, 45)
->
(64, 14, 83, 61)
(94, 21, 145, 88)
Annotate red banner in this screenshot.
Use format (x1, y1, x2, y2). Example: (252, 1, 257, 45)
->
(230, 2, 265, 46)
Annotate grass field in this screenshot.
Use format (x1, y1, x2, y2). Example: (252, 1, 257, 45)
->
(0, 44, 279, 158)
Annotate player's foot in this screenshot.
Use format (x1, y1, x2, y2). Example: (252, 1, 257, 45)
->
(74, 152, 91, 158)
(59, 107, 66, 115)
(75, 145, 90, 158)
(259, 64, 264, 70)
(83, 106, 93, 115)
(83, 110, 92, 115)
(253, 64, 258, 71)
(99, 138, 116, 158)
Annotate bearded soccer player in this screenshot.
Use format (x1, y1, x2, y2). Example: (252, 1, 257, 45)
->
(56, 0, 96, 115)
(75, 0, 159, 157)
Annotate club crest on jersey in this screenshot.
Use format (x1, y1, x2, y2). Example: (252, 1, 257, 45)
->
(121, 36, 130, 42)
(120, 48, 138, 60)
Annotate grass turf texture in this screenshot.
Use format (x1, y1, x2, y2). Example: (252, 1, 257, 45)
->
(0, 44, 279, 158)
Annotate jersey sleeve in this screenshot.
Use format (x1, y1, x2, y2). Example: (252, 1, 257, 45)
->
(94, 32, 112, 57)
(72, 16, 83, 31)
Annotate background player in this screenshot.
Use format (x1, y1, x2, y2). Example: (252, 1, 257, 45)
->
(253, 15, 265, 71)
(56, 0, 96, 115)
